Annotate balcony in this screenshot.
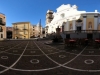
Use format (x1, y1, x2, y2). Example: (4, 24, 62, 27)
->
(14, 28, 19, 30)
(0, 21, 6, 25)
(23, 28, 28, 30)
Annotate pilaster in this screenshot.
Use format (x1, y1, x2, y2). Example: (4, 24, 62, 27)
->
(94, 15, 98, 30)
(83, 16, 87, 30)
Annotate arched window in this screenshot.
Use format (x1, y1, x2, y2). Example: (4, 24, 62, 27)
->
(88, 22, 92, 29)
(70, 24, 73, 29)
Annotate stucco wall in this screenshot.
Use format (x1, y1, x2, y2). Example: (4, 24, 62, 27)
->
(86, 16, 94, 30)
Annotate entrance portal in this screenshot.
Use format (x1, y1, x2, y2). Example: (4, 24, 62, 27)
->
(76, 26, 81, 32)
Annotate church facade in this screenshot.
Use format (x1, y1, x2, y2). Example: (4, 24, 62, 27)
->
(45, 4, 100, 36)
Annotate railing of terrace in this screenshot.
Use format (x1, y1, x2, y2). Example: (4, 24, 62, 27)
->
(64, 30, 100, 34)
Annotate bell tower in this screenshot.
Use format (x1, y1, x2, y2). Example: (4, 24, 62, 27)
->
(46, 10, 54, 24)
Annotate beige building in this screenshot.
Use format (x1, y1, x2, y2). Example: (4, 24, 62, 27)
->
(0, 13, 6, 40)
(12, 22, 31, 39)
(30, 24, 42, 38)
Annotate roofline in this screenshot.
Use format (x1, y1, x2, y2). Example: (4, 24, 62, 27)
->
(81, 12, 100, 15)
(0, 12, 5, 15)
(12, 22, 30, 24)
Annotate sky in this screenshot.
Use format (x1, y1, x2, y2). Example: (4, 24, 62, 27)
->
(0, 0, 100, 27)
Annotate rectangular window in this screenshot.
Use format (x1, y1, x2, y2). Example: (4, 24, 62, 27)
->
(1, 34, 3, 38)
(24, 24, 26, 29)
(0, 27, 2, 32)
(16, 31, 18, 34)
(16, 26, 17, 29)
(24, 31, 25, 34)
(24, 31, 27, 34)
(0, 18, 2, 23)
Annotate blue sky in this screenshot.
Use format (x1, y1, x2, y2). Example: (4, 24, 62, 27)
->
(0, 0, 100, 27)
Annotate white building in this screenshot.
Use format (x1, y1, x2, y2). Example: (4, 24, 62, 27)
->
(45, 4, 100, 36)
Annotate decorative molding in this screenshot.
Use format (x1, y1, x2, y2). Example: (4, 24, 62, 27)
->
(83, 16, 87, 18)
(94, 16, 98, 18)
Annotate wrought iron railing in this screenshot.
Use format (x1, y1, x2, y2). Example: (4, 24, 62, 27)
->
(0, 21, 6, 25)
(64, 30, 100, 34)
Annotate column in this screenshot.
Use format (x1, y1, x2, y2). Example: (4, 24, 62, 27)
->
(94, 16, 98, 30)
(64, 22, 67, 31)
(67, 21, 69, 31)
(83, 16, 87, 30)
(73, 20, 75, 30)
(99, 17, 100, 23)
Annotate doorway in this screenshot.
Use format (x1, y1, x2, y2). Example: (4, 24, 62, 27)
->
(87, 34, 93, 39)
(66, 34, 70, 39)
(76, 26, 81, 32)
(77, 26, 81, 31)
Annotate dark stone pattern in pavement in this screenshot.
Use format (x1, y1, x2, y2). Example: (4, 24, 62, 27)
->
(0, 47, 11, 51)
(48, 52, 76, 64)
(62, 46, 85, 54)
(0, 66, 6, 71)
(1, 40, 100, 75)
(40, 48, 61, 54)
(2, 67, 100, 75)
(82, 50, 100, 55)
(26, 47, 39, 49)
(13, 55, 58, 70)
(23, 50, 43, 55)
(5, 49, 24, 55)
(0, 53, 20, 67)
(66, 55, 100, 70)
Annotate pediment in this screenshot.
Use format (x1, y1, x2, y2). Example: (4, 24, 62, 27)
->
(56, 4, 71, 12)
(56, 4, 78, 12)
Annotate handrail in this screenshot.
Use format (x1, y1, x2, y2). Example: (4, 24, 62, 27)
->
(64, 30, 100, 33)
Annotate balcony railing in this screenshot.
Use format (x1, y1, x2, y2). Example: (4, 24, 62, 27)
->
(23, 28, 28, 30)
(64, 30, 100, 34)
(0, 21, 6, 25)
(14, 28, 19, 30)
(0, 29, 3, 32)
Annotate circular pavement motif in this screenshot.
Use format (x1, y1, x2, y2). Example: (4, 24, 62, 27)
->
(30, 59, 39, 64)
(13, 50, 18, 52)
(84, 59, 94, 64)
(59, 55, 66, 58)
(1, 56, 8, 59)
(48, 50, 52, 52)
(89, 51, 94, 53)
(72, 50, 77, 52)
(30, 51, 35, 53)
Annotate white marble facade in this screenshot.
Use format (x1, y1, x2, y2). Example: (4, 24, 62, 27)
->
(46, 4, 100, 34)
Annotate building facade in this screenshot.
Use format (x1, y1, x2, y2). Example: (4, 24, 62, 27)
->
(12, 22, 31, 39)
(46, 4, 100, 35)
(31, 23, 42, 38)
(46, 10, 54, 24)
(6, 27, 12, 39)
(0, 13, 6, 40)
